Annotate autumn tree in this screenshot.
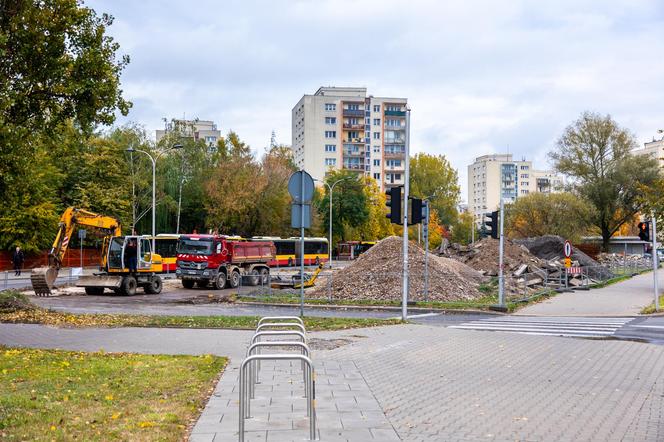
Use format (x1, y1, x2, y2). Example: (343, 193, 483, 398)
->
(550, 112, 660, 250)
(409, 153, 460, 225)
(344, 177, 394, 241)
(451, 211, 477, 245)
(317, 170, 369, 244)
(504, 192, 596, 242)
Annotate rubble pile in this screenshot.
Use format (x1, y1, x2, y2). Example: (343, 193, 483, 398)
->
(596, 253, 651, 267)
(309, 236, 487, 302)
(514, 235, 613, 280)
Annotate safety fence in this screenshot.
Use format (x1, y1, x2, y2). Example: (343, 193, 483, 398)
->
(238, 316, 316, 441)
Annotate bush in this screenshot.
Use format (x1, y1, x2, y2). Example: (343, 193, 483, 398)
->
(0, 290, 34, 313)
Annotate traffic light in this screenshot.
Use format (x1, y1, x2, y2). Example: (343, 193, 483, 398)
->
(638, 221, 651, 242)
(385, 186, 402, 224)
(409, 197, 423, 225)
(485, 210, 500, 239)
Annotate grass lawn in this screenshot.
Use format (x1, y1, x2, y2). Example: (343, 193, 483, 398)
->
(0, 347, 226, 441)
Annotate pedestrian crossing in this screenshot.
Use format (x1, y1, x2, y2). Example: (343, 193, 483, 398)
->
(449, 316, 634, 338)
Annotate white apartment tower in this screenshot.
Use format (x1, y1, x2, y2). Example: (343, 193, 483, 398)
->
(292, 87, 408, 190)
(632, 138, 664, 169)
(156, 118, 221, 150)
(468, 154, 563, 223)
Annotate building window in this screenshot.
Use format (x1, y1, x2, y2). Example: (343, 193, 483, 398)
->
(373, 118, 380, 126)
(373, 145, 380, 153)
(325, 117, 336, 124)
(324, 158, 337, 166)
(521, 181, 529, 186)
(348, 131, 359, 140)
(373, 132, 380, 140)
(348, 104, 359, 110)
(325, 103, 336, 111)
(520, 174, 529, 178)
(394, 173, 401, 180)
(325, 144, 336, 152)
(521, 190, 529, 195)
(520, 165, 529, 170)
(373, 173, 381, 180)
(324, 131, 336, 138)
(387, 159, 401, 167)
(386, 105, 401, 111)
(373, 105, 380, 112)
(373, 159, 380, 166)
(365, 118, 371, 125)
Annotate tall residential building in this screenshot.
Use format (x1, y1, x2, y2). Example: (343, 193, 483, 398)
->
(156, 118, 221, 150)
(632, 138, 664, 168)
(292, 87, 408, 190)
(468, 154, 563, 223)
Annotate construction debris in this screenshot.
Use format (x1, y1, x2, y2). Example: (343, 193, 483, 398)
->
(309, 236, 487, 302)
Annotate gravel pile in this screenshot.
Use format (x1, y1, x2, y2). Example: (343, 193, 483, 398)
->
(310, 236, 486, 302)
(447, 238, 545, 276)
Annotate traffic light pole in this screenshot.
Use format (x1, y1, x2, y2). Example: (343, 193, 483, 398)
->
(402, 108, 411, 322)
(653, 214, 659, 312)
(424, 201, 430, 302)
(498, 198, 505, 308)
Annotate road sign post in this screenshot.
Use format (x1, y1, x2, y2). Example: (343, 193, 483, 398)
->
(564, 240, 572, 290)
(423, 201, 430, 302)
(288, 170, 315, 317)
(653, 215, 659, 312)
(498, 198, 505, 308)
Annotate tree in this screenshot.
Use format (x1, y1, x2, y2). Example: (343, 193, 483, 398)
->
(451, 211, 477, 245)
(253, 145, 297, 237)
(550, 112, 660, 250)
(317, 170, 369, 243)
(504, 192, 596, 242)
(344, 177, 394, 241)
(409, 153, 460, 226)
(0, 0, 129, 250)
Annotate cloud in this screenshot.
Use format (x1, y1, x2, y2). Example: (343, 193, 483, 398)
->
(90, 0, 664, 200)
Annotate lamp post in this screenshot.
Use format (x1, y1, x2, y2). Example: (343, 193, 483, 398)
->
(126, 144, 182, 252)
(315, 176, 353, 268)
(173, 143, 184, 234)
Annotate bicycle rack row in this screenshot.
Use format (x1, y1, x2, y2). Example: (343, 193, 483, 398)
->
(238, 316, 317, 441)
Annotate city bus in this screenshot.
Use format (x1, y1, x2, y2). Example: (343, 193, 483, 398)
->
(153, 234, 180, 272)
(251, 237, 329, 266)
(337, 241, 376, 260)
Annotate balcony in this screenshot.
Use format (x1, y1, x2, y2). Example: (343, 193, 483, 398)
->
(343, 139, 365, 144)
(384, 124, 405, 131)
(343, 123, 365, 130)
(384, 138, 405, 144)
(384, 151, 405, 159)
(343, 109, 364, 117)
(343, 149, 364, 157)
(384, 110, 406, 117)
(342, 163, 364, 171)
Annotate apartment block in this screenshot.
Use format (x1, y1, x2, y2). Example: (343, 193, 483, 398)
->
(156, 118, 221, 150)
(468, 154, 563, 223)
(632, 138, 664, 168)
(292, 87, 408, 190)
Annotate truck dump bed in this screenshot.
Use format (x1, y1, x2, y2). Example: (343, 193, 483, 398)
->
(229, 241, 275, 264)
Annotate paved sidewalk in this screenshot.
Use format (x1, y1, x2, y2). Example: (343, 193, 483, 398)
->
(2, 323, 664, 441)
(515, 271, 662, 316)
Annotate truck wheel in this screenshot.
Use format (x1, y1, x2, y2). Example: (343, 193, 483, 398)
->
(228, 270, 241, 289)
(248, 269, 260, 286)
(182, 279, 195, 289)
(260, 268, 270, 285)
(213, 273, 226, 290)
(85, 287, 104, 296)
(144, 276, 162, 295)
(121, 276, 137, 296)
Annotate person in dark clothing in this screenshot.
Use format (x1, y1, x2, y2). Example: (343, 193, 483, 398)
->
(125, 239, 138, 273)
(12, 246, 25, 276)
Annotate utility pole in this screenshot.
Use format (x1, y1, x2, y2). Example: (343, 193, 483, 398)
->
(402, 108, 411, 321)
(653, 213, 659, 312)
(498, 198, 505, 308)
(424, 201, 430, 302)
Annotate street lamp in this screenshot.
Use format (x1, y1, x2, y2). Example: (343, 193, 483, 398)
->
(315, 176, 354, 268)
(173, 143, 184, 234)
(126, 144, 182, 252)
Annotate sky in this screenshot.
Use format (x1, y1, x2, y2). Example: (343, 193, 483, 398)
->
(89, 0, 664, 201)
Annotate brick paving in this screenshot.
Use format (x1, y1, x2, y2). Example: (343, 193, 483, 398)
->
(2, 323, 664, 441)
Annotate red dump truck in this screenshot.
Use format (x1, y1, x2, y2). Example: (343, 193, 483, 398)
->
(175, 234, 275, 289)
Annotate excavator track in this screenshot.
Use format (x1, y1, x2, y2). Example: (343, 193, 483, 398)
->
(30, 267, 57, 297)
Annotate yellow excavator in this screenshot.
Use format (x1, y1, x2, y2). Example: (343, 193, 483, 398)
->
(31, 207, 164, 296)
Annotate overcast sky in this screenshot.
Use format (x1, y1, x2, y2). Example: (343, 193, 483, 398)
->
(89, 0, 664, 201)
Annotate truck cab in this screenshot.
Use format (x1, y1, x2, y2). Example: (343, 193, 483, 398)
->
(176, 234, 274, 290)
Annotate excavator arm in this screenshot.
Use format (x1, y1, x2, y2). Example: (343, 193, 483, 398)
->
(31, 207, 122, 296)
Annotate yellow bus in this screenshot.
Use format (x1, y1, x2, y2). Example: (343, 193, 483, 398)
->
(251, 237, 329, 266)
(153, 234, 180, 272)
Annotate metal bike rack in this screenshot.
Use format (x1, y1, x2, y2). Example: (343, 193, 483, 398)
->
(251, 330, 307, 381)
(246, 341, 311, 400)
(255, 322, 307, 335)
(257, 316, 304, 327)
(239, 354, 317, 441)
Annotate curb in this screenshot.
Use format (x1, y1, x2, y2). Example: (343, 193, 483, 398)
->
(235, 301, 502, 316)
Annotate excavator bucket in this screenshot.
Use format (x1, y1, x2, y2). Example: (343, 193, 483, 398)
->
(30, 267, 58, 296)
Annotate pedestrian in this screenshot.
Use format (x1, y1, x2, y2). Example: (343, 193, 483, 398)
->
(12, 246, 25, 276)
(125, 238, 138, 273)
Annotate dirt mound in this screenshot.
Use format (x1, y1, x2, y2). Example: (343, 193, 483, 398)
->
(448, 238, 545, 276)
(310, 236, 486, 302)
(0, 290, 35, 312)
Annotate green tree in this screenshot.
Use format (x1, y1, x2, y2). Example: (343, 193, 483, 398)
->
(317, 170, 369, 244)
(451, 211, 477, 245)
(0, 0, 129, 250)
(253, 145, 297, 237)
(345, 177, 394, 241)
(550, 112, 660, 250)
(409, 153, 460, 225)
(504, 192, 596, 242)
